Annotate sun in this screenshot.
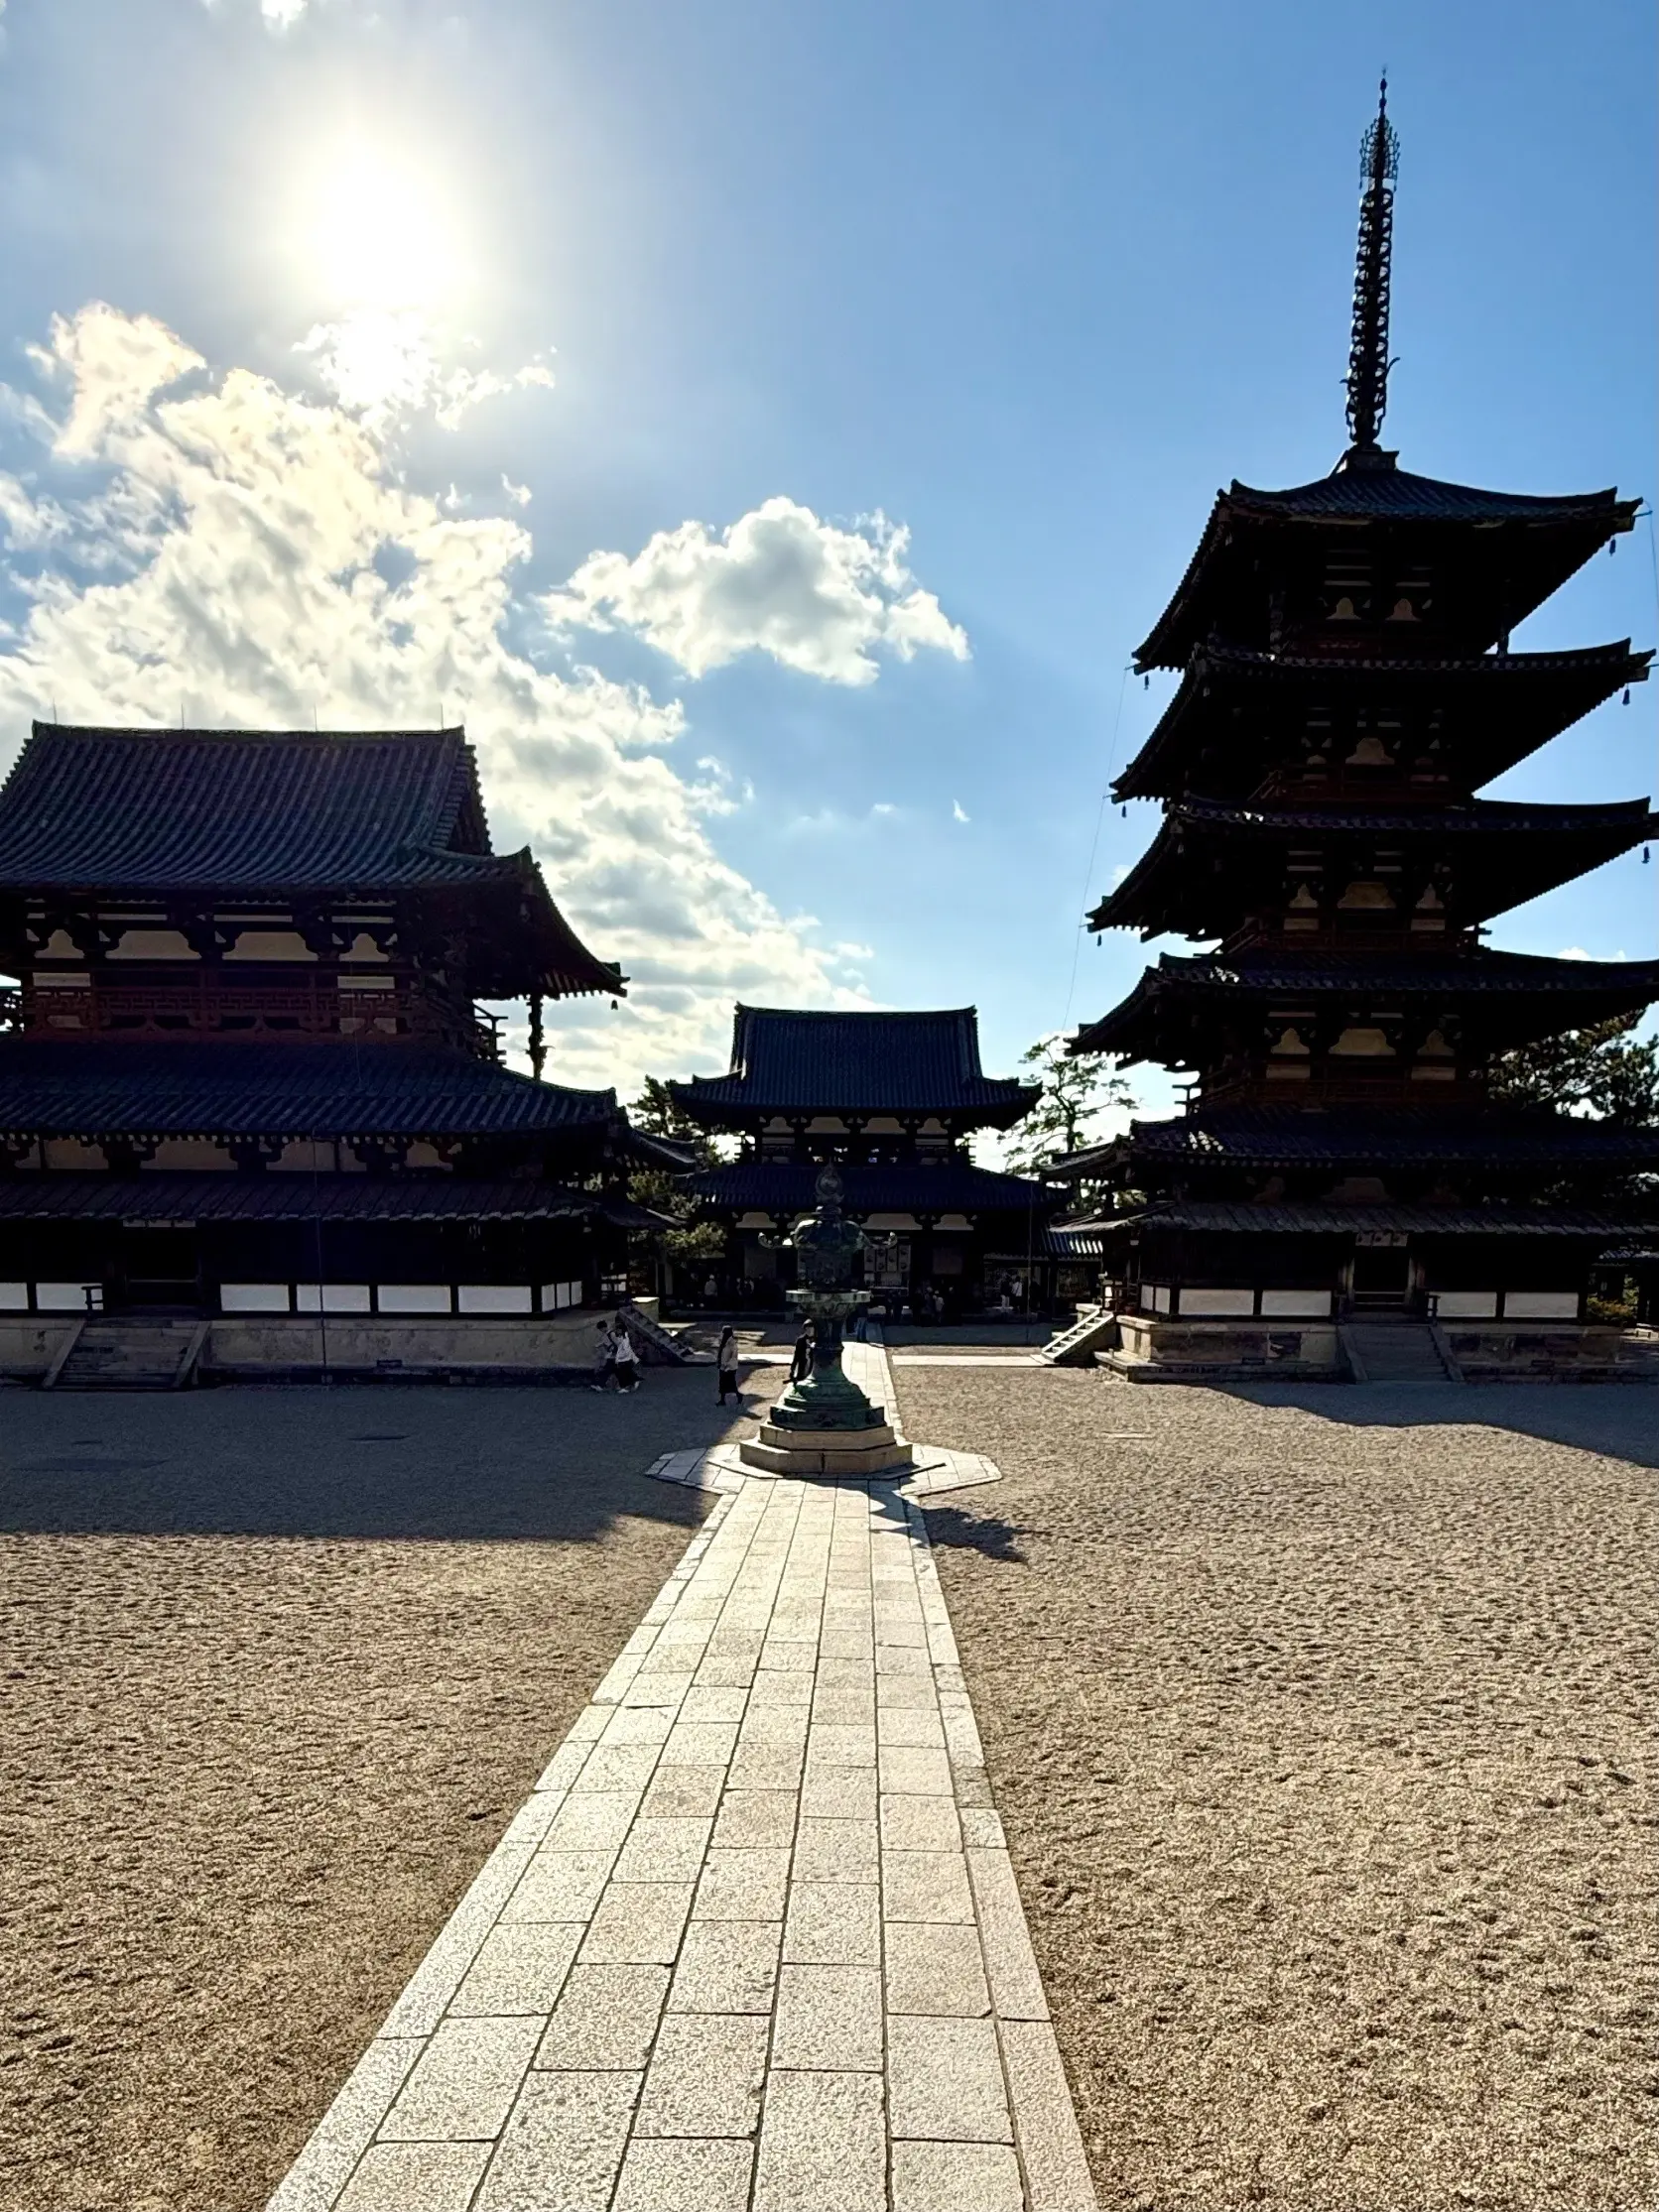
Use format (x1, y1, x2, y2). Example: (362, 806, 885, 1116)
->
(301, 146, 460, 310)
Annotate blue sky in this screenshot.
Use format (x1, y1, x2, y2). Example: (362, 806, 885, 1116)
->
(0, 0, 1650, 1118)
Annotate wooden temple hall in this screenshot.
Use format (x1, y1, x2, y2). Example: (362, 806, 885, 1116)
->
(0, 723, 682, 1381)
(1062, 86, 1659, 1382)
(669, 1006, 1067, 1315)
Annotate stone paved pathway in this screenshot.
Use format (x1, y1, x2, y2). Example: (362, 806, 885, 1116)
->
(268, 1357, 1093, 2212)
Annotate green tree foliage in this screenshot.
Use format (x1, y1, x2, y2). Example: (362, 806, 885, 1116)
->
(1003, 1035, 1134, 1175)
(626, 1076, 728, 1268)
(1488, 1014, 1659, 1126)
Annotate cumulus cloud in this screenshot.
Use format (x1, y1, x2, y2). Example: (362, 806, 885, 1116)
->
(0, 303, 876, 1092)
(547, 495, 968, 685)
(952, 799, 968, 823)
(297, 310, 554, 431)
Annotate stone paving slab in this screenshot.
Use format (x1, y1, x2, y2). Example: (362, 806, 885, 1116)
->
(646, 1336, 1004, 1502)
(267, 1387, 1094, 2211)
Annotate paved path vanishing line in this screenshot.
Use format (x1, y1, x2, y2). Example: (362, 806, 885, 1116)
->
(267, 1347, 1094, 2212)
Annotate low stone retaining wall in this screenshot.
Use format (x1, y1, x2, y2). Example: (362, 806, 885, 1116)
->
(1443, 1322, 1659, 1383)
(1104, 1313, 1344, 1382)
(0, 1311, 677, 1384)
(1100, 1314, 1659, 1384)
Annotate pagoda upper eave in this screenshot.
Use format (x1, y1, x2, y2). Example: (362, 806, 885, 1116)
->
(1133, 468, 1639, 673)
(1088, 796, 1659, 938)
(1113, 641, 1652, 802)
(1107, 1106, 1659, 1176)
(1072, 949, 1659, 1064)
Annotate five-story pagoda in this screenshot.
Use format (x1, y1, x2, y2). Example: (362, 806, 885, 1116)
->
(1070, 86, 1659, 1382)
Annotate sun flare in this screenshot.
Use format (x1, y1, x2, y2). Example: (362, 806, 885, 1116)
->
(302, 147, 460, 309)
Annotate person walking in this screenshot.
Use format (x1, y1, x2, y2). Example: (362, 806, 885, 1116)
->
(715, 1325, 740, 1406)
(613, 1324, 641, 1394)
(589, 1320, 617, 1392)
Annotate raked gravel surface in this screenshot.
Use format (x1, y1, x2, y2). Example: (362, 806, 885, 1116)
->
(892, 1361, 1659, 2212)
(0, 1373, 773, 2212)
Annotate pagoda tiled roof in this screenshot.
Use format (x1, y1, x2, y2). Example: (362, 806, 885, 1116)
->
(1090, 797, 1659, 936)
(1147, 796, 1655, 837)
(0, 1040, 621, 1144)
(1135, 455, 1639, 672)
(1225, 464, 1630, 525)
(1073, 949, 1659, 1059)
(0, 724, 623, 1001)
(1153, 948, 1659, 995)
(1094, 1198, 1658, 1238)
(1114, 1107, 1659, 1171)
(0, 1171, 656, 1226)
(669, 1007, 1038, 1128)
(1113, 641, 1652, 801)
(687, 1160, 1057, 1217)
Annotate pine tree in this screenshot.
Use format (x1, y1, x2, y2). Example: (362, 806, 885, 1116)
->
(1003, 1035, 1134, 1175)
(1489, 1014, 1659, 1126)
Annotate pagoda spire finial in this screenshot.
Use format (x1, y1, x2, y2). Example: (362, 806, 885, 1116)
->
(1344, 74, 1400, 455)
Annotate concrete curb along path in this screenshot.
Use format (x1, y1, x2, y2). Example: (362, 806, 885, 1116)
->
(267, 1352, 1094, 2212)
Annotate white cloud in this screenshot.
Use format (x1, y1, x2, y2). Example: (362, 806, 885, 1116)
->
(297, 309, 554, 431)
(0, 303, 871, 1093)
(952, 799, 968, 823)
(201, 0, 311, 26)
(502, 474, 532, 508)
(1559, 945, 1592, 960)
(547, 495, 968, 686)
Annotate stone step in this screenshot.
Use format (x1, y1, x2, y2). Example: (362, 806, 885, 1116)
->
(1345, 1321, 1453, 1383)
(1040, 1305, 1116, 1366)
(54, 1318, 204, 1391)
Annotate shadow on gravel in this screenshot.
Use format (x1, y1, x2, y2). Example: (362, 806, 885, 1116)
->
(0, 1374, 776, 1541)
(1233, 1381, 1659, 1468)
(921, 1503, 1031, 1563)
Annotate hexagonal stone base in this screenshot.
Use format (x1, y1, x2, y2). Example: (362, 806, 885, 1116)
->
(738, 1422, 916, 1480)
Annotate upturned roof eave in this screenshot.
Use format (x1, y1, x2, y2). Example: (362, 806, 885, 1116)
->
(666, 1082, 1040, 1132)
(1112, 640, 1652, 802)
(1132, 481, 1640, 674)
(1118, 1107, 1659, 1168)
(1103, 1198, 1659, 1238)
(1070, 950, 1659, 1061)
(1088, 799, 1659, 935)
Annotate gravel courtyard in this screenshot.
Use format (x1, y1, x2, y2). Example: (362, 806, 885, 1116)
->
(893, 1362, 1659, 2212)
(0, 1370, 778, 2212)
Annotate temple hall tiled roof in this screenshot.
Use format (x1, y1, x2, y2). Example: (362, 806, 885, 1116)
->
(0, 724, 624, 1001)
(670, 1008, 1039, 1128)
(687, 1161, 1056, 1217)
(0, 1172, 657, 1226)
(0, 1041, 621, 1144)
(0, 725, 516, 891)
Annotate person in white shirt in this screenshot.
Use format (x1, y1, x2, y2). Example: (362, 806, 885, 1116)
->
(612, 1324, 640, 1394)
